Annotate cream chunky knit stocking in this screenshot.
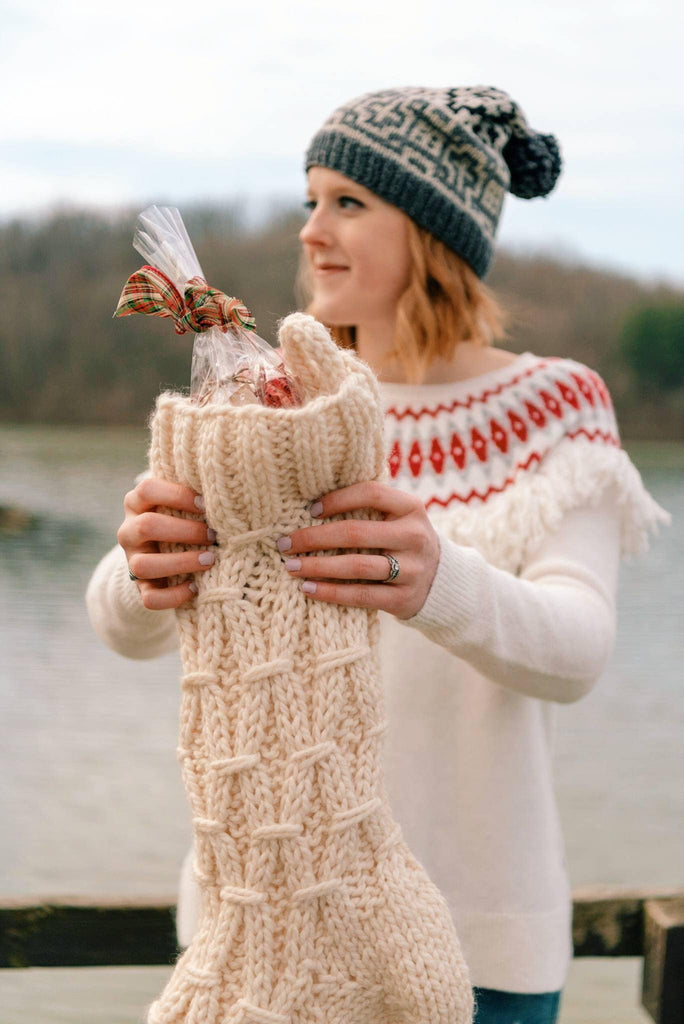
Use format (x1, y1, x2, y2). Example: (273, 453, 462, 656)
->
(146, 313, 472, 1024)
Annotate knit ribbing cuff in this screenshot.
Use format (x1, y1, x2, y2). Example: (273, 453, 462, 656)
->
(398, 531, 485, 645)
(85, 544, 178, 660)
(148, 314, 388, 537)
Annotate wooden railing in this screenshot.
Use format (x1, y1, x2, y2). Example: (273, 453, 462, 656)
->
(1, 887, 683, 1022)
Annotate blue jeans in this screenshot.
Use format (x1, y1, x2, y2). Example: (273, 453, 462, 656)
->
(473, 987, 561, 1024)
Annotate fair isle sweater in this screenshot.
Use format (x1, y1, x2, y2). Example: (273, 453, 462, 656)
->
(86, 351, 670, 993)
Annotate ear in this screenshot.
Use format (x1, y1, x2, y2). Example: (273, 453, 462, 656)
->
(277, 313, 350, 401)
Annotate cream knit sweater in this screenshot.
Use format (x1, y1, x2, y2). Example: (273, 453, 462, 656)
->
(87, 334, 669, 996)
(142, 313, 472, 1023)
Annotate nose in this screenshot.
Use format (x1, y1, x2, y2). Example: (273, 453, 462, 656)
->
(299, 203, 332, 248)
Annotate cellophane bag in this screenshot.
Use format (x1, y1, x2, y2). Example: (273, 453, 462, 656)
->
(124, 205, 302, 408)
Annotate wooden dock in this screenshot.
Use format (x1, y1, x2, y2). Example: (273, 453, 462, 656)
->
(1, 886, 683, 1022)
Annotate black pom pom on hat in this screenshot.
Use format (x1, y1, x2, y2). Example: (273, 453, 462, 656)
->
(502, 130, 562, 199)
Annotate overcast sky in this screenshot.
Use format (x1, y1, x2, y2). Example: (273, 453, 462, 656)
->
(2, 0, 683, 284)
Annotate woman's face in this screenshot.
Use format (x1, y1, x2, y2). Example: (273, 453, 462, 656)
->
(299, 167, 412, 327)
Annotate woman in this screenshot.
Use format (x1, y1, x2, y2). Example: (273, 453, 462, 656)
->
(87, 86, 670, 1022)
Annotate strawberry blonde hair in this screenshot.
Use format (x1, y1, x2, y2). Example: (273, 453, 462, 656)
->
(295, 215, 507, 385)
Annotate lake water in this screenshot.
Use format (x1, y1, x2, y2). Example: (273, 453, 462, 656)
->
(1, 425, 682, 1023)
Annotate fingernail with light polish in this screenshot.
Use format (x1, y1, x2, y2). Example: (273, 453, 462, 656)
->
(207, 528, 217, 543)
(284, 558, 301, 571)
(198, 551, 215, 566)
(310, 501, 323, 517)
(188, 582, 198, 594)
(302, 581, 317, 594)
(277, 536, 292, 552)
(194, 495, 206, 510)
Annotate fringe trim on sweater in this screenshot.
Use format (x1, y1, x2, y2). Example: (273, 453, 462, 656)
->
(430, 437, 671, 574)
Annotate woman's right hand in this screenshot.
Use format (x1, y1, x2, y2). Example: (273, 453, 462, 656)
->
(117, 477, 217, 610)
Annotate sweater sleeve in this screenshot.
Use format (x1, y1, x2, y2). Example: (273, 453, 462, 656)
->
(397, 488, 621, 703)
(85, 543, 179, 660)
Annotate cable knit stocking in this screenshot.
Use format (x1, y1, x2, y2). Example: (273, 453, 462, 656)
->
(146, 313, 473, 1024)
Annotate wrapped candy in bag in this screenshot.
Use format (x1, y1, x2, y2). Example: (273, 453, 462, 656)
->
(114, 205, 302, 408)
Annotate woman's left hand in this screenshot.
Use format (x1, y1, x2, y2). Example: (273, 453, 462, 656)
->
(276, 481, 441, 620)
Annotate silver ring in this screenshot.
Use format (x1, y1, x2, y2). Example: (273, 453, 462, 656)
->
(381, 554, 400, 583)
(128, 568, 140, 582)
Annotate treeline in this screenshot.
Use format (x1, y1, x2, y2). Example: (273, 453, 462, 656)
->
(2, 204, 682, 439)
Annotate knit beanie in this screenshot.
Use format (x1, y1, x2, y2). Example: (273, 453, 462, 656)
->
(304, 85, 562, 278)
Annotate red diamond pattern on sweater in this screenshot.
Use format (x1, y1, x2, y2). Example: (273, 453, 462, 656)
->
(571, 372, 594, 406)
(471, 428, 488, 462)
(430, 437, 445, 473)
(524, 399, 546, 428)
(490, 418, 508, 453)
(381, 356, 620, 510)
(450, 433, 466, 471)
(540, 390, 563, 418)
(507, 410, 527, 442)
(556, 381, 579, 410)
(588, 370, 611, 407)
(388, 439, 401, 478)
(408, 440, 422, 477)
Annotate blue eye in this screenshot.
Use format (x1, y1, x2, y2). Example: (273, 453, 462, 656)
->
(338, 196, 362, 208)
(302, 196, 363, 213)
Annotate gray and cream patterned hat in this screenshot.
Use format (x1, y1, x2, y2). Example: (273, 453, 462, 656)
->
(304, 86, 561, 278)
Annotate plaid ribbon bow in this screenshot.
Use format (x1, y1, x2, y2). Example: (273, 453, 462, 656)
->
(114, 265, 256, 334)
